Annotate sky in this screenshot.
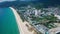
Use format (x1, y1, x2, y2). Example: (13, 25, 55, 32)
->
(20, 0, 36, 1)
(0, 0, 60, 3)
(0, 0, 37, 2)
(0, 0, 16, 2)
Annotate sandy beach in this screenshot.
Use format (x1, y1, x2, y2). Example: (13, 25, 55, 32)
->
(10, 7, 34, 34)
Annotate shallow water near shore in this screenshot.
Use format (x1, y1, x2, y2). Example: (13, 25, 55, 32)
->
(0, 7, 20, 34)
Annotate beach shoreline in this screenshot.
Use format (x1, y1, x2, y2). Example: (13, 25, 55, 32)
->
(10, 7, 34, 34)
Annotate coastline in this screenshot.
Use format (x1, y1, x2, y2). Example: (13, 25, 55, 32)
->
(10, 7, 34, 34)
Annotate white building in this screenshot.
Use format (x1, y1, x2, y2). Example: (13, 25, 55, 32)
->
(34, 24, 49, 34)
(48, 27, 60, 34)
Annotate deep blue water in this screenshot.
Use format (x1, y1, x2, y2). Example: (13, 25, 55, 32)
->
(0, 7, 20, 34)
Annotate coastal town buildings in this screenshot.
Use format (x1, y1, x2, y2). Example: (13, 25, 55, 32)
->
(16, 5, 60, 34)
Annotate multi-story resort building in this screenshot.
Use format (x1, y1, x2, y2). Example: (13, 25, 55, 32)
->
(16, 5, 60, 34)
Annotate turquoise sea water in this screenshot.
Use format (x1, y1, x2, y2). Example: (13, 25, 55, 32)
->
(0, 7, 20, 34)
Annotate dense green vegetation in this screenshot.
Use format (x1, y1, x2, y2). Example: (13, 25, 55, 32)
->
(31, 14, 58, 29)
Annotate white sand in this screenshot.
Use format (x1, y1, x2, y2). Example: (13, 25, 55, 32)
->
(10, 7, 34, 34)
